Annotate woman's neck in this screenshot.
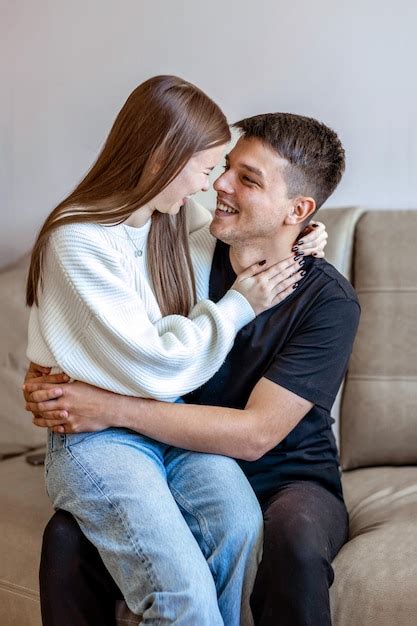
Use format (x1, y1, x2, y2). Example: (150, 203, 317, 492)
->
(124, 204, 154, 228)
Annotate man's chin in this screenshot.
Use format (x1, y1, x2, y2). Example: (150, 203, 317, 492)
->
(209, 220, 235, 244)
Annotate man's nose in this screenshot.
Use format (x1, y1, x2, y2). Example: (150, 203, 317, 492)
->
(213, 171, 233, 194)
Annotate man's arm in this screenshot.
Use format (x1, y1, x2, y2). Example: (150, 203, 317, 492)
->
(24, 289, 358, 459)
(117, 377, 312, 461)
(24, 377, 312, 461)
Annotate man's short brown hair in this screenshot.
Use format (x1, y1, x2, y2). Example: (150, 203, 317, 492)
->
(233, 113, 345, 210)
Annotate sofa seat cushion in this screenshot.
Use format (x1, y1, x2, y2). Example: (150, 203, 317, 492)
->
(331, 466, 417, 626)
(0, 449, 50, 626)
(3, 452, 416, 626)
(0, 451, 139, 625)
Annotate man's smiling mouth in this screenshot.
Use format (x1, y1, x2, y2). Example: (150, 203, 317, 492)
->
(216, 202, 239, 214)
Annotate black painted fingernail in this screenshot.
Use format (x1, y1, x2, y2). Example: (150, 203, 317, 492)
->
(299, 259, 305, 267)
(298, 240, 304, 245)
(292, 246, 298, 252)
(300, 270, 306, 276)
(312, 223, 319, 228)
(292, 283, 299, 289)
(297, 250, 305, 256)
(294, 255, 302, 261)
(259, 260, 266, 266)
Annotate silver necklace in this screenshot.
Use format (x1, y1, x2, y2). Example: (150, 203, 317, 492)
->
(123, 225, 143, 257)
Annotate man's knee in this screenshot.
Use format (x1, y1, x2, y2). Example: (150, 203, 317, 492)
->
(265, 512, 333, 584)
(41, 510, 98, 581)
(43, 510, 81, 548)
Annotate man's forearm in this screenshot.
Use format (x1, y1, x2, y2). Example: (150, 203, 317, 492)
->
(114, 395, 260, 461)
(26, 377, 307, 459)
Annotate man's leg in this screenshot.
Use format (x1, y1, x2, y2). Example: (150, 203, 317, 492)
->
(250, 481, 348, 626)
(40, 510, 120, 626)
(165, 447, 263, 626)
(45, 429, 223, 625)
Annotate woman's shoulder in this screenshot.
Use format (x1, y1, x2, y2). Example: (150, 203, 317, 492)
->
(50, 221, 119, 252)
(51, 220, 106, 240)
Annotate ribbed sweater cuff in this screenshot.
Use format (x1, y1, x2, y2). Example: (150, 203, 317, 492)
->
(216, 289, 255, 332)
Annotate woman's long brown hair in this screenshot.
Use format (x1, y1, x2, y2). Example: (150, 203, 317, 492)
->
(26, 75, 231, 316)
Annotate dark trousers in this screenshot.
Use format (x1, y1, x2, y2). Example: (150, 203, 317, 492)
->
(40, 510, 120, 626)
(251, 481, 348, 626)
(40, 481, 348, 626)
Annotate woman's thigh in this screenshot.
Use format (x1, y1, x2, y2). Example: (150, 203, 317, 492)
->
(164, 448, 262, 558)
(164, 449, 263, 625)
(45, 429, 221, 619)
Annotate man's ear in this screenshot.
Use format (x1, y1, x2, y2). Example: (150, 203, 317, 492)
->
(284, 197, 316, 225)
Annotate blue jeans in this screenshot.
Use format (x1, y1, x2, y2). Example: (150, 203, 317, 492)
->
(45, 428, 263, 625)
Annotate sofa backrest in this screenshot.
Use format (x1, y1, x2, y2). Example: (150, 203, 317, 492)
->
(340, 210, 417, 470)
(318, 207, 365, 446)
(0, 255, 47, 455)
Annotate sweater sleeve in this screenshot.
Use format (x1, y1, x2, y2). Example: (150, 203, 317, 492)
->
(30, 225, 255, 401)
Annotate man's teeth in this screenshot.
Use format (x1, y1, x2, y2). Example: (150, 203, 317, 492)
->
(217, 203, 238, 214)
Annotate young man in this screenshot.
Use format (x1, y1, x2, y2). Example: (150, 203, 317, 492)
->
(25, 113, 360, 626)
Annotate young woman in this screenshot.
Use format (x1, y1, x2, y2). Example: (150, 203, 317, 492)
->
(26, 75, 326, 626)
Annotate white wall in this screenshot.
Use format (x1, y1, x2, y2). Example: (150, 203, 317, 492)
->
(2, 0, 416, 267)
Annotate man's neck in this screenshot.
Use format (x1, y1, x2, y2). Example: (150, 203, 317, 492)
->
(228, 229, 298, 275)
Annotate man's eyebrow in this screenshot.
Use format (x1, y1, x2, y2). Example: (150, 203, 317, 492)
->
(240, 163, 264, 178)
(224, 154, 264, 179)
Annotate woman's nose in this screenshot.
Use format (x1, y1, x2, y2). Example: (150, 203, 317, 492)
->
(201, 178, 210, 192)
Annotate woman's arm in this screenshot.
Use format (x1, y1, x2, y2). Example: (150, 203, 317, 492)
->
(29, 224, 297, 401)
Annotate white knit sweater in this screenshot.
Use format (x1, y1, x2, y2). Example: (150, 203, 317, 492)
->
(27, 201, 254, 401)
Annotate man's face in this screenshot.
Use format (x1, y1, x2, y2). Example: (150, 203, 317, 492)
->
(211, 137, 294, 244)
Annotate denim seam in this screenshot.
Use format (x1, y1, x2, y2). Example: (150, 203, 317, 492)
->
(169, 485, 219, 583)
(63, 446, 162, 593)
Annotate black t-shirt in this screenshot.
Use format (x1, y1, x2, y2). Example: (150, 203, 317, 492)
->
(185, 240, 361, 502)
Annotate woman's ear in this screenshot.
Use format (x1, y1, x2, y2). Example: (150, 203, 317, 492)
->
(284, 197, 316, 225)
(147, 151, 162, 175)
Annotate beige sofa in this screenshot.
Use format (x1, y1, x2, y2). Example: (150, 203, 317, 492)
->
(1, 208, 416, 626)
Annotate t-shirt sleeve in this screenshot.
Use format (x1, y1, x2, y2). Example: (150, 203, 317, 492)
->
(264, 296, 361, 410)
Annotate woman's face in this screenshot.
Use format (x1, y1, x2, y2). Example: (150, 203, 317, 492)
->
(153, 144, 227, 214)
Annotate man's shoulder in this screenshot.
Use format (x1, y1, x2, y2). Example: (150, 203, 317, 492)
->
(309, 258, 359, 306)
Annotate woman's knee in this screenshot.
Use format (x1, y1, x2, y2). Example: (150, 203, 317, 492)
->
(207, 458, 263, 538)
(224, 487, 263, 546)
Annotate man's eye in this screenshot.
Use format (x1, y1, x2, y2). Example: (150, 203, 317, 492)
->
(221, 164, 229, 171)
(242, 176, 256, 185)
